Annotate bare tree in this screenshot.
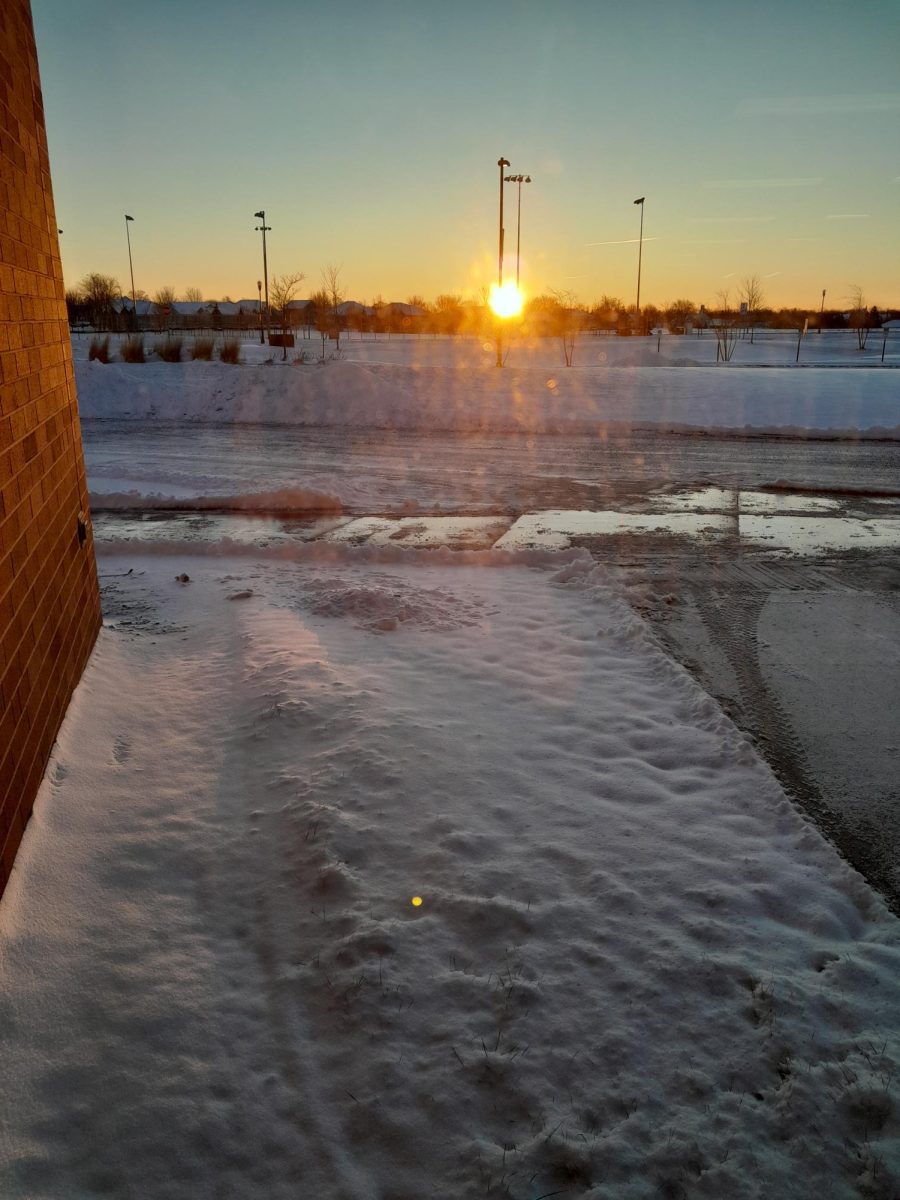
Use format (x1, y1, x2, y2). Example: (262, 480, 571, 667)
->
(321, 264, 346, 351)
(153, 286, 177, 332)
(713, 290, 740, 362)
(586, 295, 623, 334)
(309, 290, 334, 357)
(269, 271, 306, 360)
(847, 285, 870, 350)
(183, 287, 203, 303)
(664, 298, 696, 334)
(78, 272, 120, 330)
(740, 274, 765, 312)
(549, 289, 580, 367)
(433, 294, 464, 336)
(740, 274, 765, 343)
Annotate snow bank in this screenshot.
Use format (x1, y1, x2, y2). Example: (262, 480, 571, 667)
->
(75, 359, 900, 437)
(90, 485, 342, 513)
(1, 551, 898, 1198)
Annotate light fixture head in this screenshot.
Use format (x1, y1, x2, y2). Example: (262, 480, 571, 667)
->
(254, 210, 265, 219)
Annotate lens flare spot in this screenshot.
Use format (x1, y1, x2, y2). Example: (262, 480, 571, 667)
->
(547, 378, 557, 390)
(411, 895, 423, 907)
(489, 282, 524, 319)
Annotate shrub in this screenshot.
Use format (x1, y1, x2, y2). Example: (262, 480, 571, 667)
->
(121, 336, 145, 363)
(219, 338, 241, 364)
(88, 336, 110, 362)
(191, 337, 214, 360)
(155, 338, 182, 362)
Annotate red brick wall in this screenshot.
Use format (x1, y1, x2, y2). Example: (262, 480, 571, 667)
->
(0, 0, 101, 895)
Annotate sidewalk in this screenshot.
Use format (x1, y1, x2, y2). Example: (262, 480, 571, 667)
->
(1, 549, 898, 1198)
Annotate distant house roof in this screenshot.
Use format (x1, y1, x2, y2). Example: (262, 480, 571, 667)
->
(116, 298, 153, 316)
(384, 302, 426, 316)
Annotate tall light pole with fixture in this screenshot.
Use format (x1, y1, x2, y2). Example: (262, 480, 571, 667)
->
(504, 173, 532, 287)
(124, 214, 137, 331)
(253, 210, 271, 344)
(497, 158, 510, 286)
(496, 158, 510, 366)
(634, 196, 645, 332)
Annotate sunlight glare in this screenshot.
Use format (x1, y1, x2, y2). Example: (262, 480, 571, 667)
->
(489, 282, 524, 319)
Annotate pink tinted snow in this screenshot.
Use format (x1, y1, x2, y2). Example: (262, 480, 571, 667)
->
(1, 552, 898, 1197)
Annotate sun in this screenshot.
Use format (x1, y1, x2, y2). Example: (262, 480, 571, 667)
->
(489, 282, 524, 319)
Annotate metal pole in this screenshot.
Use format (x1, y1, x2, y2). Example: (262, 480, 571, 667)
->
(516, 179, 522, 288)
(254, 211, 271, 343)
(125, 214, 137, 332)
(257, 280, 263, 344)
(262, 225, 269, 339)
(819, 288, 826, 334)
(498, 158, 509, 286)
(634, 197, 645, 330)
(497, 158, 509, 367)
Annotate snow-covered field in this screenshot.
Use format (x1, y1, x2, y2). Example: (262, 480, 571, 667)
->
(1, 550, 899, 1198)
(73, 332, 900, 438)
(70, 328, 900, 371)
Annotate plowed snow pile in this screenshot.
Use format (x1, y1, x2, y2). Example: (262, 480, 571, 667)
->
(1, 549, 897, 1199)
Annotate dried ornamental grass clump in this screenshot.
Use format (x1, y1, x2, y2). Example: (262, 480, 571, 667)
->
(219, 338, 241, 364)
(121, 336, 145, 363)
(191, 337, 215, 360)
(88, 336, 110, 362)
(155, 338, 183, 362)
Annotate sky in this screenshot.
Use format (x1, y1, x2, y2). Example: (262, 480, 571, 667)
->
(32, 0, 900, 309)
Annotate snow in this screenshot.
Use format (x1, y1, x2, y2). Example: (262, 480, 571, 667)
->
(2, 548, 898, 1198)
(73, 354, 900, 438)
(89, 485, 342, 513)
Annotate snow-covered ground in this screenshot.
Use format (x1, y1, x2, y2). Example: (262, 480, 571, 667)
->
(2, 549, 899, 1198)
(73, 336, 900, 438)
(70, 328, 900, 371)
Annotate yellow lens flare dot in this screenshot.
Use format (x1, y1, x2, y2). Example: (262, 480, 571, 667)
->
(489, 282, 524, 319)
(411, 895, 423, 907)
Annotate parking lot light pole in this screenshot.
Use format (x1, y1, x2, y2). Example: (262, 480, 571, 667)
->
(254, 210, 271, 343)
(496, 158, 510, 367)
(125, 214, 137, 331)
(634, 196, 645, 331)
(504, 173, 532, 288)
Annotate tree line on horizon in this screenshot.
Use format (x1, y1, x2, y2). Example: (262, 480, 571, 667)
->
(66, 271, 895, 341)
